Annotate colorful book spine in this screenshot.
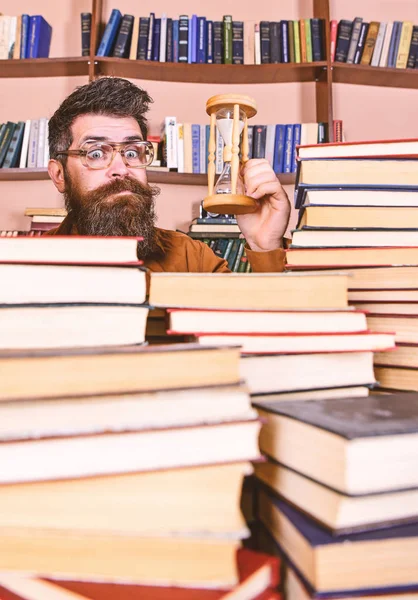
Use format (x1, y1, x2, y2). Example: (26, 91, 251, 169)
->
(213, 21, 223, 64)
(197, 16, 207, 63)
(112, 14, 134, 58)
(96, 9, 121, 56)
(178, 15, 188, 63)
(172, 19, 179, 62)
(191, 14, 198, 63)
(292, 124, 301, 173)
(310, 18, 323, 61)
(146, 12, 154, 61)
(260, 21, 270, 63)
(329, 19, 338, 62)
(281, 20, 290, 63)
(223, 15, 232, 64)
(293, 20, 301, 62)
(360, 21, 380, 65)
(152, 18, 161, 61)
(28, 15, 52, 58)
(283, 124, 294, 173)
(191, 125, 200, 174)
(407, 25, 418, 68)
(137, 17, 149, 60)
(273, 124, 286, 174)
(80, 13, 92, 57)
(370, 22, 387, 67)
(20, 14, 30, 58)
(206, 20, 213, 63)
(129, 17, 140, 59)
(166, 18, 173, 62)
(299, 19, 307, 62)
(353, 22, 369, 64)
(387, 21, 402, 68)
(335, 19, 353, 62)
(159, 14, 167, 62)
(288, 20, 295, 62)
(346, 17, 362, 64)
(232, 21, 244, 64)
(396, 21, 413, 68)
(304, 19, 313, 62)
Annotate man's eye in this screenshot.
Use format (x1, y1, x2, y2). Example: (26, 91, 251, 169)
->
(88, 149, 105, 160)
(125, 149, 139, 159)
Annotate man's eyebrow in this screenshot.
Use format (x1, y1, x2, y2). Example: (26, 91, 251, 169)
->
(79, 135, 144, 144)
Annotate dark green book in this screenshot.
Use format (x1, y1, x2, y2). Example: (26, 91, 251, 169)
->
(223, 15, 232, 64)
(0, 122, 16, 168)
(2, 121, 25, 168)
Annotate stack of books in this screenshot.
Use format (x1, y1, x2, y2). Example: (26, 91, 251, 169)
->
(0, 14, 52, 59)
(286, 137, 418, 392)
(0, 236, 278, 595)
(252, 392, 418, 599)
(149, 271, 394, 400)
(0, 118, 50, 169)
(24, 207, 66, 233)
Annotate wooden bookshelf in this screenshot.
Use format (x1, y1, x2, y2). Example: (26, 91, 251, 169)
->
(0, 169, 297, 187)
(0, 57, 90, 78)
(332, 63, 418, 90)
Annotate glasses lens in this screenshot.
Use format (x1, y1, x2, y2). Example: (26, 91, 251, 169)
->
(123, 142, 154, 167)
(85, 144, 113, 169)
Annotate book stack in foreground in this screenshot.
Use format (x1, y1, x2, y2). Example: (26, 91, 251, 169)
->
(0, 235, 278, 596)
(149, 271, 394, 400)
(286, 137, 418, 392)
(252, 393, 418, 599)
(24, 207, 66, 233)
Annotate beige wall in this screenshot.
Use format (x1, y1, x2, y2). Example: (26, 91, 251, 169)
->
(1, 0, 418, 232)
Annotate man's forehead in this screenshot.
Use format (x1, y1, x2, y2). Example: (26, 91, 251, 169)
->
(71, 114, 143, 144)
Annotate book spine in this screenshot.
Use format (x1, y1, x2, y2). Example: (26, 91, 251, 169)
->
(96, 9, 122, 56)
(299, 19, 307, 62)
(329, 19, 338, 62)
(243, 21, 255, 65)
(196, 217, 237, 225)
(137, 18, 149, 60)
(283, 124, 294, 173)
(387, 21, 402, 68)
(166, 18, 173, 62)
(178, 15, 188, 63)
(333, 119, 343, 142)
(232, 240, 245, 271)
(7, 16, 17, 59)
(335, 19, 353, 62)
(36, 117, 47, 168)
(360, 21, 380, 65)
(213, 21, 223, 63)
(165, 117, 177, 169)
(199, 124, 206, 174)
(80, 12, 91, 56)
(353, 22, 369, 64)
(292, 124, 301, 173)
(346, 17, 362, 64)
(232, 21, 244, 64)
(273, 124, 286, 174)
(370, 22, 387, 67)
(304, 19, 313, 62)
(310, 18, 323, 61)
(288, 20, 295, 63)
(407, 25, 418, 68)
(293, 20, 301, 62)
(197, 16, 207, 63)
(0, 122, 19, 168)
(265, 124, 276, 168)
(146, 13, 154, 61)
(223, 15, 232, 64)
(113, 14, 134, 58)
(379, 22, 393, 67)
(152, 18, 161, 61)
(19, 14, 29, 58)
(172, 19, 179, 62)
(206, 20, 213, 63)
(191, 125, 200, 174)
(281, 20, 289, 63)
(191, 14, 198, 63)
(396, 21, 413, 68)
(27, 120, 39, 169)
(269, 22, 280, 63)
(260, 21, 270, 63)
(317, 122, 327, 143)
(253, 125, 267, 158)
(176, 123, 184, 173)
(19, 120, 31, 168)
(12, 16, 21, 59)
(227, 239, 241, 269)
(254, 24, 261, 64)
(159, 14, 167, 62)
(27, 16, 40, 58)
(129, 17, 139, 59)
(215, 128, 224, 174)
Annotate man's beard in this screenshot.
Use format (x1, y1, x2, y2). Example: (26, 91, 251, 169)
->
(64, 174, 160, 259)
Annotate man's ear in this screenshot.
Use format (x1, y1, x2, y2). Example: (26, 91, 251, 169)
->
(48, 159, 66, 193)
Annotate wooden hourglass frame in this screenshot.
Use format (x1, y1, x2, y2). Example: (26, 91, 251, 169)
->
(203, 94, 258, 215)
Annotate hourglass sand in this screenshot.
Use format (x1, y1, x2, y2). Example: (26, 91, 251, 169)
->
(203, 94, 258, 215)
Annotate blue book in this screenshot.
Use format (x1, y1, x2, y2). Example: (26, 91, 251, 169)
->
(166, 18, 173, 62)
(283, 124, 294, 173)
(206, 20, 213, 63)
(191, 14, 198, 63)
(188, 16, 193, 63)
(280, 20, 289, 63)
(172, 19, 179, 62)
(137, 17, 149, 60)
(197, 16, 207, 63)
(152, 18, 161, 61)
(96, 9, 121, 56)
(291, 124, 301, 173)
(28, 15, 52, 58)
(191, 124, 200, 174)
(20, 14, 30, 58)
(273, 125, 286, 173)
(387, 21, 402, 68)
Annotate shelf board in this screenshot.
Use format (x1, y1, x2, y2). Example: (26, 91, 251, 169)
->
(0, 57, 90, 78)
(333, 63, 418, 89)
(96, 58, 328, 84)
(0, 168, 296, 186)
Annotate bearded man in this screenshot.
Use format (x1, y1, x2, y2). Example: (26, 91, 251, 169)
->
(47, 77, 290, 273)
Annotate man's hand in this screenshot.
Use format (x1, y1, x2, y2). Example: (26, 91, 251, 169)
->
(236, 159, 291, 252)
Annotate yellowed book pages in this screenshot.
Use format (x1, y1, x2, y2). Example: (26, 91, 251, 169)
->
(13, 15, 21, 59)
(129, 16, 139, 59)
(396, 21, 413, 68)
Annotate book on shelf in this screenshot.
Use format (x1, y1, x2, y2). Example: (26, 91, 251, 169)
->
(0, 14, 51, 59)
(297, 204, 418, 229)
(286, 246, 418, 268)
(291, 228, 418, 248)
(254, 394, 418, 495)
(296, 186, 418, 207)
(297, 136, 418, 159)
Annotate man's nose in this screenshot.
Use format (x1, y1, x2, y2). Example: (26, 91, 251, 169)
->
(107, 150, 130, 177)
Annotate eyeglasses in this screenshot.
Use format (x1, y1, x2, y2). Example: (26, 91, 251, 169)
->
(57, 140, 155, 169)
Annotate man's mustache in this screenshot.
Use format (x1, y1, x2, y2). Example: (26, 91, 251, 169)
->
(84, 177, 156, 201)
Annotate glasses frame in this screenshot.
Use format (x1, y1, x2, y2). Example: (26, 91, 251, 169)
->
(57, 140, 155, 169)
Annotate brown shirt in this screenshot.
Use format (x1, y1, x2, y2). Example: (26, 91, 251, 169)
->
(46, 215, 286, 273)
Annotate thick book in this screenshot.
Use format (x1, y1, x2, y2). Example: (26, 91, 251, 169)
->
(286, 246, 418, 268)
(254, 393, 418, 494)
(2, 121, 25, 168)
(269, 22, 280, 63)
(223, 15, 232, 63)
(80, 12, 91, 56)
(360, 21, 380, 65)
(260, 21, 270, 63)
(0, 549, 280, 600)
(241, 351, 376, 395)
(335, 20, 352, 62)
(296, 185, 418, 206)
(366, 312, 418, 344)
(353, 22, 369, 64)
(96, 9, 121, 56)
(148, 272, 350, 310)
(297, 205, 418, 229)
(137, 17, 149, 60)
(112, 13, 134, 58)
(213, 21, 223, 63)
(291, 227, 418, 248)
(407, 24, 418, 68)
(346, 16, 362, 63)
(258, 488, 418, 594)
(28, 15, 52, 58)
(232, 21, 244, 64)
(255, 459, 418, 534)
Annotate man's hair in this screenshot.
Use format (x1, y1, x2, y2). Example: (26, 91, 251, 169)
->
(48, 77, 153, 161)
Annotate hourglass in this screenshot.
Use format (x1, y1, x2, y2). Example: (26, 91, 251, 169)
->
(203, 94, 258, 215)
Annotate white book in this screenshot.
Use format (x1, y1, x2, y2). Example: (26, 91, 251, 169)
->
(7, 16, 17, 59)
(183, 123, 192, 173)
(265, 124, 276, 168)
(159, 13, 167, 62)
(0, 16, 12, 60)
(19, 120, 32, 168)
(379, 21, 393, 67)
(43, 119, 49, 167)
(371, 22, 387, 67)
(199, 124, 206, 174)
(36, 118, 47, 168)
(300, 123, 319, 146)
(215, 128, 224, 175)
(243, 21, 255, 65)
(254, 23, 261, 64)
(164, 116, 177, 169)
(177, 123, 184, 173)
(27, 120, 39, 169)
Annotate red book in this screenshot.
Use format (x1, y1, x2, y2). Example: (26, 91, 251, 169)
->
(0, 549, 281, 600)
(329, 19, 338, 61)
